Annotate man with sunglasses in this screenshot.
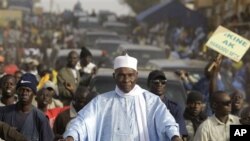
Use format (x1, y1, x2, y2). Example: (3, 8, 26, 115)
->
(147, 70, 188, 140)
(193, 91, 240, 141)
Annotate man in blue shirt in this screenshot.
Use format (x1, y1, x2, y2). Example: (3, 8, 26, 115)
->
(147, 70, 188, 140)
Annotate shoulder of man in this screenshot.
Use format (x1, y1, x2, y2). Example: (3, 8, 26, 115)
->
(164, 98, 178, 106)
(143, 90, 163, 104)
(97, 91, 116, 99)
(229, 114, 240, 124)
(0, 104, 16, 112)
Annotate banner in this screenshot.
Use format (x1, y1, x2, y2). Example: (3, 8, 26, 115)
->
(206, 25, 250, 62)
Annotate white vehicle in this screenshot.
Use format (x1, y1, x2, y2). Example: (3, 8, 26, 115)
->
(113, 44, 167, 69)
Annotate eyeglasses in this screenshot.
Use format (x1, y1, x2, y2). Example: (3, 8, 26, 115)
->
(218, 100, 232, 106)
(151, 79, 167, 85)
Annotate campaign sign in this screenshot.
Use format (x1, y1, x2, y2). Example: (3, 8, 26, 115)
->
(206, 26, 250, 62)
(230, 125, 250, 141)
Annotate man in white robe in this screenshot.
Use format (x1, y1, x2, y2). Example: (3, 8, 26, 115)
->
(63, 54, 182, 141)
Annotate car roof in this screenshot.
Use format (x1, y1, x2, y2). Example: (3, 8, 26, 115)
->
(96, 68, 181, 81)
(95, 39, 129, 44)
(147, 59, 208, 70)
(57, 48, 104, 57)
(119, 44, 163, 51)
(103, 21, 128, 27)
(85, 31, 118, 36)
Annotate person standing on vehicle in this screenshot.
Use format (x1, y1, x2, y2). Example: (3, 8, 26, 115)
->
(62, 54, 182, 141)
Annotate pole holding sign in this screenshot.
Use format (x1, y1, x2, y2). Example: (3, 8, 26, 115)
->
(206, 25, 250, 62)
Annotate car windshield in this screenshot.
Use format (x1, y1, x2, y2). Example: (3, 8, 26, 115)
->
(96, 43, 119, 53)
(85, 33, 120, 47)
(127, 50, 166, 67)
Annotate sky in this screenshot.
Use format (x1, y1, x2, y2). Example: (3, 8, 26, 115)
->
(37, 0, 133, 16)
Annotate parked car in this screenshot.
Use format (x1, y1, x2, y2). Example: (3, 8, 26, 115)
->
(83, 31, 120, 47)
(78, 16, 100, 29)
(93, 39, 129, 58)
(146, 59, 208, 83)
(113, 44, 167, 69)
(102, 21, 129, 39)
(91, 68, 187, 109)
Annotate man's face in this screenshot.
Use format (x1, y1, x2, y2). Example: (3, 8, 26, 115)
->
(214, 93, 232, 116)
(68, 52, 79, 68)
(149, 78, 167, 96)
(113, 67, 138, 93)
(80, 56, 92, 67)
(73, 90, 93, 112)
(17, 87, 34, 105)
(187, 101, 203, 116)
(231, 93, 244, 110)
(2, 77, 16, 97)
(37, 88, 54, 106)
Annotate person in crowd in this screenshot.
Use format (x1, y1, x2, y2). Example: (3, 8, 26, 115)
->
(76, 47, 97, 77)
(62, 54, 182, 141)
(174, 69, 194, 92)
(0, 74, 17, 106)
(34, 80, 63, 109)
(239, 106, 250, 125)
(21, 58, 38, 76)
(14, 70, 23, 84)
(192, 55, 224, 116)
(36, 85, 69, 128)
(0, 121, 28, 141)
(0, 73, 54, 141)
(183, 91, 207, 141)
(53, 86, 96, 138)
(232, 58, 250, 102)
(0, 56, 6, 78)
(231, 90, 246, 116)
(147, 70, 188, 140)
(76, 47, 97, 91)
(57, 50, 80, 106)
(36, 63, 53, 90)
(193, 91, 240, 141)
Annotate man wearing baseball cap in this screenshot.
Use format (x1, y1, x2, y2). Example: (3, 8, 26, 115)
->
(0, 73, 54, 141)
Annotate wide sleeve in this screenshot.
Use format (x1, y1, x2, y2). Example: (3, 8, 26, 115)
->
(154, 98, 180, 140)
(63, 117, 88, 141)
(63, 97, 98, 141)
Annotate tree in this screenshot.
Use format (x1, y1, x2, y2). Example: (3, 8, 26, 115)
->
(121, 0, 160, 14)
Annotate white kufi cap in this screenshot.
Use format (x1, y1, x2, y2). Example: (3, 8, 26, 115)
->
(114, 54, 137, 70)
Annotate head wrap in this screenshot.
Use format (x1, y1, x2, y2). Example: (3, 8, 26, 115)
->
(114, 54, 137, 71)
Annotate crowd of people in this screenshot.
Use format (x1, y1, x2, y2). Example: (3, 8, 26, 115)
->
(0, 48, 248, 141)
(0, 3, 250, 141)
